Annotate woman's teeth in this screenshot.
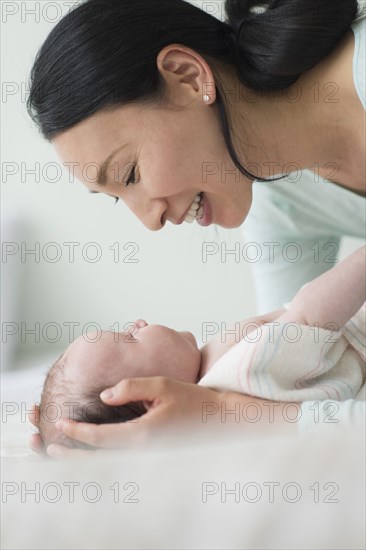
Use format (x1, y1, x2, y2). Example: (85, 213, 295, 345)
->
(185, 193, 203, 223)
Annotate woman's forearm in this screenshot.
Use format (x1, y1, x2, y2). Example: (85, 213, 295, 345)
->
(217, 391, 300, 435)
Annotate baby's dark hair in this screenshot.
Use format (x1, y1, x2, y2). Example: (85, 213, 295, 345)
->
(39, 352, 146, 450)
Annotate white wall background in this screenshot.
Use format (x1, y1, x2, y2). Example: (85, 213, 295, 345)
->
(1, 0, 363, 369)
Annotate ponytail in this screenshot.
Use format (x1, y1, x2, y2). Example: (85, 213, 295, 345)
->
(225, 0, 361, 90)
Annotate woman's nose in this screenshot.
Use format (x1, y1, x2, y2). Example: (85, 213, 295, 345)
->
(136, 201, 167, 231)
(142, 212, 166, 231)
(124, 193, 167, 231)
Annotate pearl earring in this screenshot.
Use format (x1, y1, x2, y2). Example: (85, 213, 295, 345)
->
(203, 94, 210, 103)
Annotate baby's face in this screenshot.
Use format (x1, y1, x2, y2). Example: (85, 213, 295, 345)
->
(63, 320, 202, 391)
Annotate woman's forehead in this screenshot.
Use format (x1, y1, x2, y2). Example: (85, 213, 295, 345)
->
(53, 115, 126, 161)
(52, 106, 150, 186)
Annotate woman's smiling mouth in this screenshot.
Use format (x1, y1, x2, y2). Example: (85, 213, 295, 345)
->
(173, 192, 213, 226)
(183, 192, 203, 223)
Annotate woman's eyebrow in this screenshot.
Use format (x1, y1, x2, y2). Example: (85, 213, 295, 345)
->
(96, 143, 128, 185)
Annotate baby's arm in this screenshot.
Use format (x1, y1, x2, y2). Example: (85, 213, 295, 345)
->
(275, 245, 366, 329)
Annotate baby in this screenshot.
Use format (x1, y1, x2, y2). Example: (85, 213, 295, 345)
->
(38, 246, 366, 449)
(39, 323, 203, 449)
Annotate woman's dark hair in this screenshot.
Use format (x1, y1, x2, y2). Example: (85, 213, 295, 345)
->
(27, 0, 361, 184)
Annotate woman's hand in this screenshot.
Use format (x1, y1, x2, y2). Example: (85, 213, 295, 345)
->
(28, 378, 300, 459)
(52, 377, 300, 455)
(28, 404, 102, 460)
(27, 381, 222, 458)
(54, 377, 225, 451)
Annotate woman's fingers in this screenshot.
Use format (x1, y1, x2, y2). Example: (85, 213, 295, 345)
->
(29, 433, 45, 454)
(46, 378, 173, 452)
(100, 376, 171, 405)
(56, 415, 150, 449)
(29, 404, 40, 427)
(54, 378, 225, 452)
(28, 405, 46, 455)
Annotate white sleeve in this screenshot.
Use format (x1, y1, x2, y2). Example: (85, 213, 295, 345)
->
(242, 173, 366, 315)
(299, 397, 366, 433)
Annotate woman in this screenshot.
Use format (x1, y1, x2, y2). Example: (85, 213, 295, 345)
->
(27, 0, 365, 457)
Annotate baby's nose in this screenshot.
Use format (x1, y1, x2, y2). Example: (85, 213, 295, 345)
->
(134, 319, 148, 329)
(126, 319, 148, 335)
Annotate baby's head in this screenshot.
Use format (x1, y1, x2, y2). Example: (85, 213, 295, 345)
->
(39, 320, 201, 449)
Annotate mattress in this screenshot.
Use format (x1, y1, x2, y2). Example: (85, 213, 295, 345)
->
(1, 363, 365, 550)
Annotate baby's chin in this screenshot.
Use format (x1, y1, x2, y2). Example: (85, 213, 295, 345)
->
(179, 370, 200, 384)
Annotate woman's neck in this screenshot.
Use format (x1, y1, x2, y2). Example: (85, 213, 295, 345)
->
(223, 29, 365, 194)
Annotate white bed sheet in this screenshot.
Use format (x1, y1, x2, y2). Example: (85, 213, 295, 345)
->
(1, 364, 365, 550)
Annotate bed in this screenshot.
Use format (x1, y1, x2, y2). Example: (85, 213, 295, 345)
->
(1, 362, 365, 549)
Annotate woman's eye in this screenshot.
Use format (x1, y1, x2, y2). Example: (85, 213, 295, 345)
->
(124, 166, 137, 187)
(114, 166, 137, 204)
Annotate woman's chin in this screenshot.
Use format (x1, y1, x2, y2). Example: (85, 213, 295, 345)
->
(223, 203, 252, 228)
(217, 214, 247, 229)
